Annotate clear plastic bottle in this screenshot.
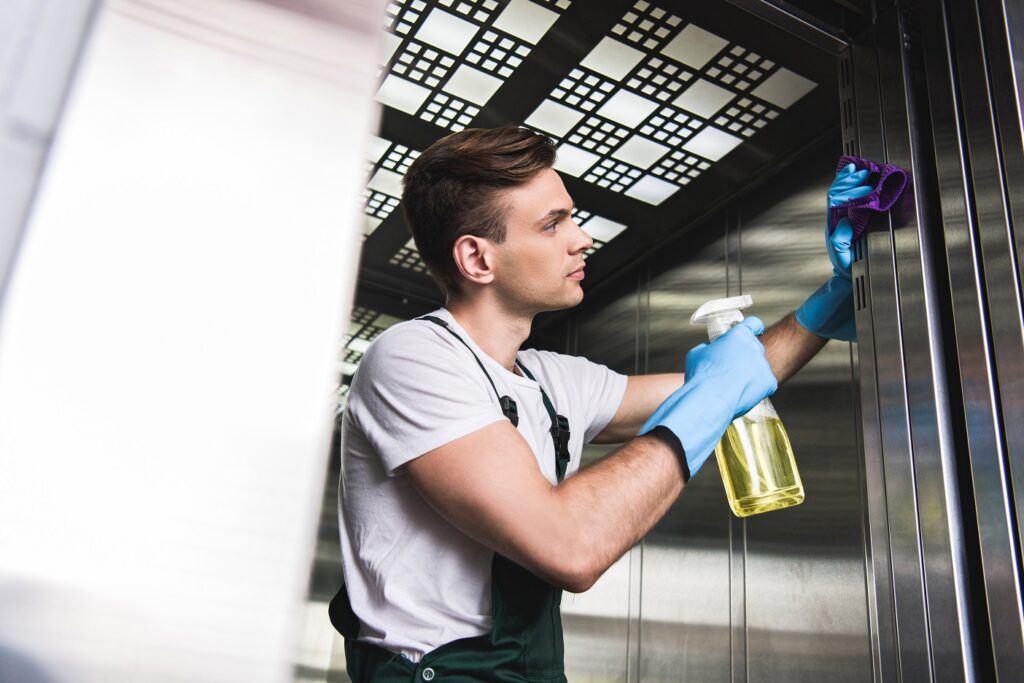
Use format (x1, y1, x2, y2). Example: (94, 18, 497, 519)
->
(691, 295, 805, 517)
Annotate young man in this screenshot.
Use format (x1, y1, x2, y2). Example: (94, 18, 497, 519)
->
(333, 126, 870, 681)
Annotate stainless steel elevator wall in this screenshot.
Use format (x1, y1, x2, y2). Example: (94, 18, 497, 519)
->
(566, 169, 873, 682)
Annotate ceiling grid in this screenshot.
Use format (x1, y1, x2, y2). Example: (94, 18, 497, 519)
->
(354, 0, 837, 320)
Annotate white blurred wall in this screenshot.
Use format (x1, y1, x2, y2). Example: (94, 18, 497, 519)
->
(0, 0, 382, 680)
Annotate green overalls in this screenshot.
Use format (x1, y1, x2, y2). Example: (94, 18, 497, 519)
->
(329, 316, 572, 682)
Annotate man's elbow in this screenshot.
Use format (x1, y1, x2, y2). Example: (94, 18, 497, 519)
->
(543, 548, 602, 593)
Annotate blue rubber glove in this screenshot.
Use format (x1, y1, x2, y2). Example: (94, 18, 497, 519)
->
(639, 317, 778, 480)
(795, 164, 872, 341)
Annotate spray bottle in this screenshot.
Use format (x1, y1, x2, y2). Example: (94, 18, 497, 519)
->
(691, 295, 805, 517)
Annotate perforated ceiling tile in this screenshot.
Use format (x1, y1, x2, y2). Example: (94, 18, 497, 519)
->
(493, 0, 559, 44)
(613, 1, 682, 51)
(390, 239, 430, 273)
(672, 78, 734, 119)
(751, 67, 816, 108)
(444, 64, 504, 104)
(417, 7, 480, 55)
(554, 143, 601, 176)
(569, 116, 632, 157)
(525, 99, 586, 137)
(612, 134, 670, 170)
(597, 89, 660, 128)
(626, 55, 693, 102)
(363, 140, 420, 230)
(584, 157, 644, 193)
(625, 174, 678, 205)
(377, 0, 572, 131)
(580, 37, 646, 81)
(550, 68, 616, 114)
(682, 125, 744, 161)
(661, 23, 728, 69)
(376, 74, 433, 114)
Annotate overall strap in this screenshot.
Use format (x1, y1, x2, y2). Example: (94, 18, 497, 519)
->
(515, 360, 571, 483)
(419, 315, 501, 400)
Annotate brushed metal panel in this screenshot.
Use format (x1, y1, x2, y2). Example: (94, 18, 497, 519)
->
(919, 0, 1024, 677)
(566, 282, 644, 683)
(739, 176, 871, 683)
(851, 27, 933, 681)
(956, 0, 1024, 585)
(844, 41, 901, 682)
(641, 222, 733, 683)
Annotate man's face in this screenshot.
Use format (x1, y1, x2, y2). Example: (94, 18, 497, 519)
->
(491, 168, 593, 314)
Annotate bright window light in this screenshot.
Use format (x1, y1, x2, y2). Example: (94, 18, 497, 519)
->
(583, 216, 627, 242)
(554, 143, 601, 176)
(752, 67, 816, 108)
(525, 98, 585, 136)
(416, 8, 479, 56)
(444, 64, 503, 105)
(672, 78, 734, 119)
(493, 0, 559, 45)
(661, 24, 728, 69)
(367, 168, 404, 197)
(597, 89, 659, 128)
(581, 37, 645, 81)
(683, 126, 743, 161)
(375, 74, 431, 114)
(612, 134, 670, 170)
(625, 175, 678, 205)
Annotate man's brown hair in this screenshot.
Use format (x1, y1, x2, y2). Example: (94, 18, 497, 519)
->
(401, 126, 556, 297)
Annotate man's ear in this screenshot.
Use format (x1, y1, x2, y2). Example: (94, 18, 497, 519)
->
(452, 235, 495, 286)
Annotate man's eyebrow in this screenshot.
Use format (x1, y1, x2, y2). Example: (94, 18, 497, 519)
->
(534, 205, 575, 226)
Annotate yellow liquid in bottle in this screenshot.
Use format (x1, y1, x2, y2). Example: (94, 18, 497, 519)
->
(715, 415, 805, 517)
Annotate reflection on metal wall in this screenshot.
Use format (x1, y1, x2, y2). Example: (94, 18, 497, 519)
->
(560, 155, 873, 681)
(844, 2, 1024, 680)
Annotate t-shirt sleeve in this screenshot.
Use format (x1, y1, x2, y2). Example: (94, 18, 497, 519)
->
(523, 350, 627, 444)
(347, 325, 506, 475)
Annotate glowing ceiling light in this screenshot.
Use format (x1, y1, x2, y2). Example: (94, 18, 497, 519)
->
(661, 24, 728, 70)
(525, 98, 586, 136)
(581, 37, 645, 81)
(672, 78, 734, 119)
(682, 126, 743, 161)
(493, 0, 559, 45)
(751, 67, 816, 108)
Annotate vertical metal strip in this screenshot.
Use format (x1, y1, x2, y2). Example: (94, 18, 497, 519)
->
(725, 207, 747, 683)
(848, 30, 906, 683)
(627, 267, 646, 683)
(881, 7, 975, 679)
(967, 0, 1024, 575)
(919, 0, 1024, 677)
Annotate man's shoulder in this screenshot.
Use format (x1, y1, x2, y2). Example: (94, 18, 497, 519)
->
(352, 315, 462, 383)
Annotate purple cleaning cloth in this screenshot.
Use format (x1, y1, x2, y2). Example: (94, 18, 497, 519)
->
(829, 155, 909, 239)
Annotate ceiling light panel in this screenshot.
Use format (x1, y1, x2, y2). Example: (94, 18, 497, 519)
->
(362, 140, 420, 234)
(525, 0, 817, 205)
(378, 0, 572, 132)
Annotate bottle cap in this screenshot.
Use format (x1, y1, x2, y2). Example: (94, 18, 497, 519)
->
(690, 295, 753, 326)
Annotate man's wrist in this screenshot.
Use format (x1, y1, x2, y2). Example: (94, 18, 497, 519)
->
(645, 426, 690, 482)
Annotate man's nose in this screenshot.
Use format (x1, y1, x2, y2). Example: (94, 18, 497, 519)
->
(571, 220, 594, 252)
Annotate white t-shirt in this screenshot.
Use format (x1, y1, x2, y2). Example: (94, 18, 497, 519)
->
(338, 308, 627, 662)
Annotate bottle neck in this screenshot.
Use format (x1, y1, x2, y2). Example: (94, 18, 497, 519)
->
(706, 316, 740, 340)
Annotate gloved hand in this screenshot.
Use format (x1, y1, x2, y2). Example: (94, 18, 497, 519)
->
(795, 164, 873, 341)
(639, 317, 778, 480)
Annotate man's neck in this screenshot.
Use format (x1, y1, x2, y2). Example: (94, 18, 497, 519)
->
(445, 297, 533, 373)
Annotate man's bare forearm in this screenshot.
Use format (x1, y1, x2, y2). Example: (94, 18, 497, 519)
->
(762, 313, 828, 384)
(552, 434, 684, 591)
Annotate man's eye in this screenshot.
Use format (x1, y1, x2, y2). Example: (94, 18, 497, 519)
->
(544, 221, 558, 232)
